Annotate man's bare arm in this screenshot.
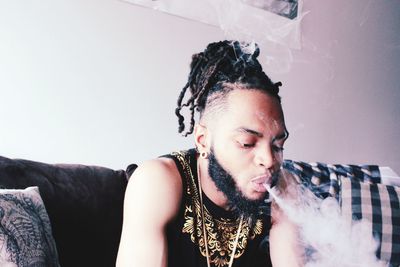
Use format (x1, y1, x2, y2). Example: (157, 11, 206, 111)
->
(269, 205, 304, 267)
(116, 159, 182, 267)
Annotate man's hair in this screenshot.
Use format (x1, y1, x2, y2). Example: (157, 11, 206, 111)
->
(175, 40, 282, 136)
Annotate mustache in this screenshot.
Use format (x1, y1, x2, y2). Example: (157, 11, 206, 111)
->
(251, 169, 281, 182)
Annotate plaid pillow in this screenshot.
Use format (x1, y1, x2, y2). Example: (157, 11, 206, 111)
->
(283, 160, 381, 200)
(340, 177, 400, 267)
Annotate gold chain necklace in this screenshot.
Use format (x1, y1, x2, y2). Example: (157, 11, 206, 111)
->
(197, 160, 244, 267)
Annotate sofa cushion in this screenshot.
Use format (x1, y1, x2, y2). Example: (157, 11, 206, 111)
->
(0, 155, 131, 267)
(0, 186, 60, 267)
(341, 177, 400, 267)
(283, 160, 381, 200)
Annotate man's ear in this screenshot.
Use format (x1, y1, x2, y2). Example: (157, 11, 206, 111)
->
(194, 123, 209, 152)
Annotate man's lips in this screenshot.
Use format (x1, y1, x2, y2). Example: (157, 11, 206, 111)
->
(251, 175, 272, 184)
(251, 175, 272, 193)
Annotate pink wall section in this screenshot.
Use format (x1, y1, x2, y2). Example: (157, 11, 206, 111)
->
(277, 0, 400, 172)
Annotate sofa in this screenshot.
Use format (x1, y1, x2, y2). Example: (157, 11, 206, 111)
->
(0, 155, 398, 267)
(0, 155, 137, 267)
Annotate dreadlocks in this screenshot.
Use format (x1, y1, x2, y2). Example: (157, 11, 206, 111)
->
(175, 40, 282, 136)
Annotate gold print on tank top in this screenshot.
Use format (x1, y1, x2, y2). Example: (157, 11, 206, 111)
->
(173, 151, 264, 267)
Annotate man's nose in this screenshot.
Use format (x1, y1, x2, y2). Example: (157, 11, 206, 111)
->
(254, 146, 275, 169)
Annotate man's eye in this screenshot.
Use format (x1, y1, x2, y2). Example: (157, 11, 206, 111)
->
(242, 143, 255, 148)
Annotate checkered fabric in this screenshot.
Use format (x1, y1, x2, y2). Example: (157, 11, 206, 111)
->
(282, 160, 381, 200)
(341, 177, 400, 267)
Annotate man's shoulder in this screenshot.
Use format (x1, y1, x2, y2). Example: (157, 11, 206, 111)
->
(143, 148, 195, 174)
(132, 158, 178, 181)
(122, 153, 186, 232)
(128, 148, 195, 188)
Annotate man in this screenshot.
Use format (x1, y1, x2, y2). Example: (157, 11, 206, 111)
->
(117, 40, 302, 267)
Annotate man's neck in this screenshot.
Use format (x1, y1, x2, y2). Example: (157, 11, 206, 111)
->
(197, 156, 231, 210)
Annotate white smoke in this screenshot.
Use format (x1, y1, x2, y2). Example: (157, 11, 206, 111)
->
(238, 40, 257, 59)
(209, 0, 305, 73)
(265, 174, 389, 267)
(122, 0, 306, 73)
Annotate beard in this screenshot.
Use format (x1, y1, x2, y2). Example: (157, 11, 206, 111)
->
(207, 149, 269, 221)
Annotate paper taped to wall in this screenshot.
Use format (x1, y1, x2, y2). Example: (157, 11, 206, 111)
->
(121, 0, 306, 73)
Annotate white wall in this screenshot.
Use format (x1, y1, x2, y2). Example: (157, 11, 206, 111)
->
(0, 0, 399, 173)
(281, 0, 400, 173)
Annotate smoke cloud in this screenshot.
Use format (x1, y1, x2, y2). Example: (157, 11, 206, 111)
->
(265, 172, 389, 267)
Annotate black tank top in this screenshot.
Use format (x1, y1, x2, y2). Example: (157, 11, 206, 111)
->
(162, 149, 273, 267)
